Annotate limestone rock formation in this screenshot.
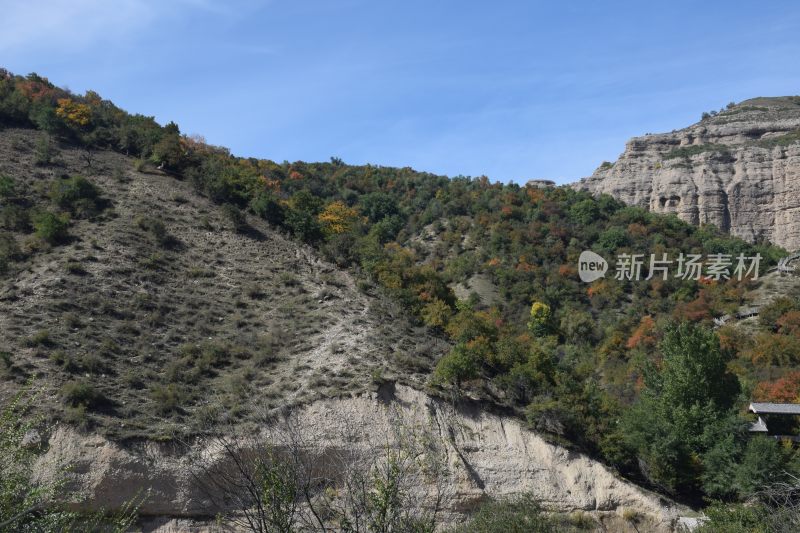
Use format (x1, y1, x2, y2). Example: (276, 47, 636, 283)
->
(573, 97, 800, 251)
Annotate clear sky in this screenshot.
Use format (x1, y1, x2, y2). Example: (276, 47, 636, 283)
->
(3, 1, 800, 184)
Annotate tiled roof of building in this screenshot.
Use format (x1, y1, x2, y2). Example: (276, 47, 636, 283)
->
(749, 402, 800, 415)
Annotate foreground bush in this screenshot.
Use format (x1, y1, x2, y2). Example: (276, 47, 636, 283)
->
(446, 494, 557, 533)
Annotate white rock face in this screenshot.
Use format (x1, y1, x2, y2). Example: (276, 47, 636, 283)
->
(35, 384, 683, 531)
(574, 97, 800, 251)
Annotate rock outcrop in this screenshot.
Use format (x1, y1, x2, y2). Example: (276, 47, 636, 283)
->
(35, 384, 683, 532)
(573, 97, 800, 251)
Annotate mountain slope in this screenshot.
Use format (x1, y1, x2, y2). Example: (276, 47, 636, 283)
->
(3, 70, 798, 530)
(574, 97, 800, 250)
(0, 127, 447, 439)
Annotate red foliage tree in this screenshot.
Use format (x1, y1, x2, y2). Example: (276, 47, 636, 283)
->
(753, 371, 800, 402)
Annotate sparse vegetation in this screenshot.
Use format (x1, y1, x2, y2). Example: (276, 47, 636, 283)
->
(757, 129, 800, 149)
(664, 143, 731, 160)
(33, 211, 69, 244)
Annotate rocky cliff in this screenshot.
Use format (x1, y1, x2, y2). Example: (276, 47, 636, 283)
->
(35, 384, 683, 532)
(573, 97, 800, 251)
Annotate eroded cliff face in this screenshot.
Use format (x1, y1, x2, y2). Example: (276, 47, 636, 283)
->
(34, 384, 683, 532)
(574, 97, 800, 251)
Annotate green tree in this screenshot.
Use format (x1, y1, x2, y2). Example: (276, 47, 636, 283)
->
(285, 190, 323, 242)
(151, 133, 184, 171)
(569, 198, 600, 226)
(622, 322, 741, 494)
(433, 343, 480, 386)
(249, 191, 285, 225)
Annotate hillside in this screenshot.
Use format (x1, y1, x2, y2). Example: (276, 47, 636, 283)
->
(574, 97, 800, 250)
(4, 70, 800, 531)
(0, 127, 448, 440)
(0, 127, 683, 531)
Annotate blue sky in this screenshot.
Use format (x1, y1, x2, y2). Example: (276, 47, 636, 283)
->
(3, 1, 800, 184)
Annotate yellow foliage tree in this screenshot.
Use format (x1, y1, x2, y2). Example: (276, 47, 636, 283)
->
(421, 298, 451, 329)
(527, 301, 551, 336)
(318, 201, 361, 235)
(55, 98, 91, 127)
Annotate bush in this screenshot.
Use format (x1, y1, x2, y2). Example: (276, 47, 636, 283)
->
(0, 174, 15, 198)
(0, 232, 20, 272)
(446, 494, 556, 533)
(759, 297, 800, 331)
(433, 343, 479, 386)
(61, 381, 107, 410)
(33, 211, 69, 244)
(50, 175, 103, 217)
(34, 134, 53, 166)
(137, 216, 177, 248)
(0, 204, 31, 231)
(223, 203, 248, 233)
(249, 192, 285, 224)
(151, 383, 181, 414)
(24, 329, 52, 347)
(50, 351, 80, 373)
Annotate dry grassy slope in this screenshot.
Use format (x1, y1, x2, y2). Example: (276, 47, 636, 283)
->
(0, 128, 449, 439)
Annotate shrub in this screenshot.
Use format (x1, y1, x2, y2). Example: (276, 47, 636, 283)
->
(50, 351, 79, 373)
(249, 192, 285, 224)
(421, 298, 451, 329)
(33, 211, 69, 244)
(151, 383, 181, 414)
(137, 216, 177, 248)
(0, 205, 31, 231)
(433, 343, 479, 386)
(223, 203, 248, 233)
(34, 134, 53, 166)
(62, 381, 107, 410)
(0, 232, 20, 272)
(50, 175, 103, 217)
(0, 174, 15, 198)
(569, 199, 600, 225)
(759, 297, 799, 331)
(65, 260, 86, 275)
(197, 343, 230, 373)
(245, 283, 266, 299)
(279, 273, 300, 287)
(25, 329, 52, 347)
(285, 190, 323, 242)
(664, 143, 730, 160)
(446, 494, 555, 533)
